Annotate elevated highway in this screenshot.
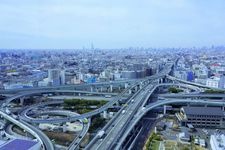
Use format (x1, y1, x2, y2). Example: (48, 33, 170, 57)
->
(115, 98, 225, 150)
(158, 93, 225, 99)
(0, 110, 54, 150)
(2, 90, 117, 106)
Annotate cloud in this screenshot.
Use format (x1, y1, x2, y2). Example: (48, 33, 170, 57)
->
(0, 0, 225, 48)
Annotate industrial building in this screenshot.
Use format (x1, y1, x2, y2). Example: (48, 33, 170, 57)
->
(176, 106, 225, 128)
(0, 139, 41, 150)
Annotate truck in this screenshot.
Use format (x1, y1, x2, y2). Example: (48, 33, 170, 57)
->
(97, 130, 105, 139)
(5, 108, 11, 115)
(83, 118, 89, 124)
(105, 95, 112, 98)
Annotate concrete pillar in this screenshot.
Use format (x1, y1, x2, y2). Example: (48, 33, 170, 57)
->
(90, 86, 93, 92)
(125, 83, 129, 89)
(103, 111, 108, 119)
(78, 93, 81, 96)
(100, 87, 103, 92)
(20, 97, 24, 105)
(163, 105, 167, 115)
(129, 89, 132, 94)
(110, 84, 113, 92)
(140, 82, 143, 89)
(135, 86, 138, 92)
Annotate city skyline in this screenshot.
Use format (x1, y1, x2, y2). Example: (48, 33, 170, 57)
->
(0, 0, 225, 49)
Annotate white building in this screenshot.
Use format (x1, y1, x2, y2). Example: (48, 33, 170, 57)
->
(48, 69, 65, 86)
(192, 64, 209, 79)
(174, 70, 187, 81)
(48, 69, 61, 86)
(210, 134, 225, 150)
(3, 82, 33, 89)
(206, 76, 225, 88)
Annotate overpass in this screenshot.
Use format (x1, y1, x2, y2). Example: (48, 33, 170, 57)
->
(86, 83, 156, 150)
(158, 93, 225, 99)
(0, 110, 54, 150)
(166, 75, 221, 90)
(0, 61, 174, 95)
(14, 65, 173, 124)
(85, 81, 203, 149)
(2, 90, 118, 106)
(0, 62, 174, 150)
(114, 98, 225, 150)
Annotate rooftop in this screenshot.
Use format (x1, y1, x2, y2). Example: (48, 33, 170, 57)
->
(0, 139, 39, 150)
(183, 106, 224, 116)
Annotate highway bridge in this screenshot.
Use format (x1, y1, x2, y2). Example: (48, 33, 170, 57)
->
(0, 61, 185, 149)
(85, 79, 205, 149)
(2, 90, 118, 106)
(19, 64, 173, 124)
(158, 93, 225, 99)
(0, 110, 54, 150)
(114, 98, 225, 150)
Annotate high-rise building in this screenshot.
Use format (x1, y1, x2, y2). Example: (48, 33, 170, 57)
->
(206, 75, 225, 88)
(60, 70, 65, 85)
(48, 69, 60, 86)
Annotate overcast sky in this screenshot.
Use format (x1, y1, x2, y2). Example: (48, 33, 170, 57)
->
(0, 0, 225, 49)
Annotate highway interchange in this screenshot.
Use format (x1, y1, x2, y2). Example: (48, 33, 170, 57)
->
(1, 61, 225, 150)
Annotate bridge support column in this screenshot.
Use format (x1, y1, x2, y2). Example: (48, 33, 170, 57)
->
(103, 111, 108, 119)
(140, 82, 143, 89)
(129, 89, 132, 94)
(125, 83, 129, 89)
(135, 86, 138, 92)
(78, 93, 81, 96)
(20, 97, 24, 105)
(110, 85, 113, 92)
(100, 87, 103, 92)
(163, 105, 167, 115)
(90, 86, 93, 92)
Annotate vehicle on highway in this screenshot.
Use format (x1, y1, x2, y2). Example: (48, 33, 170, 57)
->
(131, 99, 134, 103)
(83, 118, 89, 124)
(122, 110, 126, 114)
(97, 130, 105, 139)
(5, 108, 11, 115)
(141, 107, 146, 111)
(105, 95, 112, 98)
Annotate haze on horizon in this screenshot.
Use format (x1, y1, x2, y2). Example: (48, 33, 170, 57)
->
(0, 0, 225, 49)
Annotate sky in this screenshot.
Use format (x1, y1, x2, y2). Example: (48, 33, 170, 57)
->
(0, 0, 225, 49)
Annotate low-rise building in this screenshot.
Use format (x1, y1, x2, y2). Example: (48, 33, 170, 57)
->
(210, 134, 225, 150)
(176, 106, 224, 128)
(206, 75, 225, 88)
(0, 139, 41, 150)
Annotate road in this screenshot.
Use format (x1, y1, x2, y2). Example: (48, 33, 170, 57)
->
(115, 98, 225, 149)
(88, 84, 155, 150)
(158, 93, 225, 99)
(0, 110, 54, 150)
(68, 118, 91, 150)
